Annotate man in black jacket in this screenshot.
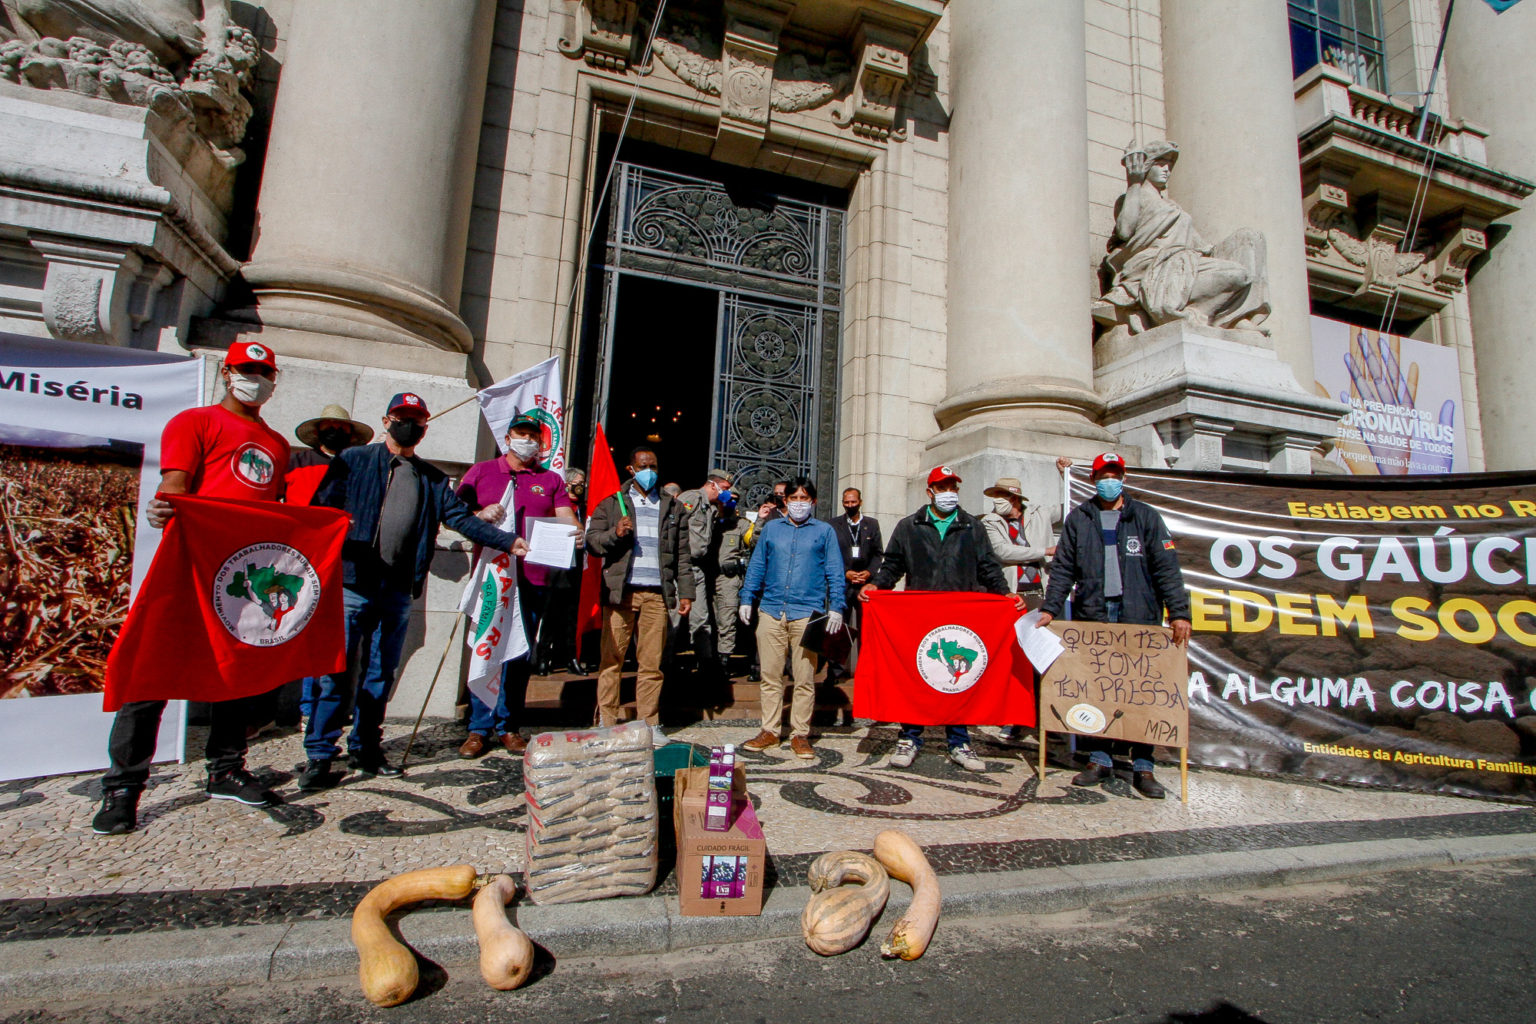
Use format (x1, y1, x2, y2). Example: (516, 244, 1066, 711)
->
(831, 488, 882, 681)
(299, 393, 526, 787)
(861, 466, 1023, 771)
(586, 446, 694, 747)
(1038, 452, 1190, 799)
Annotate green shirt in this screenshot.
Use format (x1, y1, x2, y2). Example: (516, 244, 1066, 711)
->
(928, 505, 959, 541)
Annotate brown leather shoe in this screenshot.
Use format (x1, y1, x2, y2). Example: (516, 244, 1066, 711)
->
(500, 732, 528, 754)
(741, 729, 780, 752)
(458, 733, 488, 759)
(789, 735, 815, 760)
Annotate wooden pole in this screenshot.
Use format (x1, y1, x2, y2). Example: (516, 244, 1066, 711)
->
(400, 617, 462, 771)
(1180, 746, 1189, 804)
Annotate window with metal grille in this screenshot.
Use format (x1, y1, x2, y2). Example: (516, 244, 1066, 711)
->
(1289, 0, 1387, 92)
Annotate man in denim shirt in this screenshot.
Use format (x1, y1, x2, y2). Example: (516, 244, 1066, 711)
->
(737, 476, 845, 760)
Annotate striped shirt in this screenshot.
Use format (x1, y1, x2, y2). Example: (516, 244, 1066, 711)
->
(626, 485, 663, 588)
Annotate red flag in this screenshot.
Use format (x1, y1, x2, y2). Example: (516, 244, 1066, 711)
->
(104, 494, 349, 711)
(576, 423, 622, 639)
(854, 590, 1036, 726)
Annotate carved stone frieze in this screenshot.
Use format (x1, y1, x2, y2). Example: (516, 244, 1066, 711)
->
(0, 2, 258, 163)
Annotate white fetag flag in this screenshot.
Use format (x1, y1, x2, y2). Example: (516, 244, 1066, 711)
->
(459, 482, 529, 707)
(476, 356, 567, 470)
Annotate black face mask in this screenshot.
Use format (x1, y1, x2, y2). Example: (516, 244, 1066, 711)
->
(387, 419, 426, 447)
(844, 505, 861, 518)
(318, 427, 354, 453)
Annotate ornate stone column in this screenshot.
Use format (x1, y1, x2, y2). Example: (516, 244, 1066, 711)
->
(930, 0, 1113, 505)
(1446, 2, 1536, 470)
(225, 0, 496, 375)
(1160, 0, 1316, 383)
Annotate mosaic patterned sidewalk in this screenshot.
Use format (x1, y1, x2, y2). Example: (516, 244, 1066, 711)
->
(2, 717, 1530, 942)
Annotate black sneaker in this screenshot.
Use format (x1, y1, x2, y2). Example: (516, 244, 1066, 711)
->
(347, 753, 403, 778)
(91, 788, 140, 835)
(1071, 762, 1113, 788)
(206, 768, 276, 806)
(296, 759, 339, 792)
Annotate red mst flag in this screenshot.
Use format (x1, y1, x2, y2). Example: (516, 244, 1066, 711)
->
(576, 423, 622, 639)
(854, 590, 1036, 727)
(103, 495, 348, 710)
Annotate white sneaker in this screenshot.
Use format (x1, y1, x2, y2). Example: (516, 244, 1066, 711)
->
(948, 744, 985, 772)
(889, 738, 919, 769)
(651, 725, 669, 748)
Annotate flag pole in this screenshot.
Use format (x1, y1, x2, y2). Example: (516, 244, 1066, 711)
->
(1413, 0, 1456, 143)
(400, 617, 461, 771)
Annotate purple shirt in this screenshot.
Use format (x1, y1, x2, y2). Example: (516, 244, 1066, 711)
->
(456, 457, 572, 586)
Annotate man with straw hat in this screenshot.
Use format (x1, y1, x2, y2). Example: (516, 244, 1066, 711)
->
(979, 475, 1053, 607)
(286, 404, 373, 507)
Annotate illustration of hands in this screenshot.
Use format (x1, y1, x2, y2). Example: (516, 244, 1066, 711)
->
(1340, 330, 1456, 475)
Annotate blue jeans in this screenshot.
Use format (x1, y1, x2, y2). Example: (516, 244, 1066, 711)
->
(1082, 597, 1154, 772)
(899, 724, 970, 749)
(304, 582, 414, 762)
(467, 581, 545, 736)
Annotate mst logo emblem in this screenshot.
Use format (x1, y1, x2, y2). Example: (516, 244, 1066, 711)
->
(232, 442, 277, 487)
(213, 543, 322, 646)
(915, 624, 988, 694)
(525, 406, 561, 469)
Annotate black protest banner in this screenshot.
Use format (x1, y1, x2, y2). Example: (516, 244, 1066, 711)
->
(1069, 470, 1536, 802)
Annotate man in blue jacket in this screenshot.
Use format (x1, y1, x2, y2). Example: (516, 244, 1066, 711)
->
(1038, 452, 1190, 799)
(298, 393, 527, 788)
(738, 476, 844, 760)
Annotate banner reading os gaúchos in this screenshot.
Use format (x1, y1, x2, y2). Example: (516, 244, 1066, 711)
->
(1077, 470, 1536, 803)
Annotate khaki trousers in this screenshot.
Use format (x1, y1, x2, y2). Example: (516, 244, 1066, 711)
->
(755, 614, 817, 739)
(598, 589, 668, 726)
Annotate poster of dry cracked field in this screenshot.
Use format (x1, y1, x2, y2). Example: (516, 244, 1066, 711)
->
(0, 422, 142, 700)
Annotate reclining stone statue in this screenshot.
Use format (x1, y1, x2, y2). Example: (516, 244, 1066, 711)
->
(1098, 141, 1270, 336)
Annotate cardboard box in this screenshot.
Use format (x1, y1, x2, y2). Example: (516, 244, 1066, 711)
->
(673, 765, 765, 916)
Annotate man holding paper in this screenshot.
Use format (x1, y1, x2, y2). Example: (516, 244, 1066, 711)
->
(1038, 452, 1190, 799)
(454, 413, 583, 757)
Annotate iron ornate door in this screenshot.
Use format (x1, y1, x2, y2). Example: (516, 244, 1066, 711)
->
(598, 162, 843, 506)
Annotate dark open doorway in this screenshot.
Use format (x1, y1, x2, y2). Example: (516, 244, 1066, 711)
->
(605, 275, 717, 484)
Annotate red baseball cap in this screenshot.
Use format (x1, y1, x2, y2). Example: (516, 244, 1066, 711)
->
(927, 465, 961, 486)
(1091, 452, 1126, 476)
(227, 340, 277, 370)
(387, 392, 430, 417)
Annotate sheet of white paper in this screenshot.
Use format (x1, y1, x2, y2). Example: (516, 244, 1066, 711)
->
(1014, 610, 1065, 672)
(525, 517, 579, 569)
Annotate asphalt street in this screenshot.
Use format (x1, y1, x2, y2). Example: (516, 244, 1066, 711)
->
(4, 859, 1532, 1024)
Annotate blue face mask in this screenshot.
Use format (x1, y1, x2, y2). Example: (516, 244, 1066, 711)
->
(717, 487, 736, 510)
(1096, 477, 1124, 502)
(633, 468, 658, 491)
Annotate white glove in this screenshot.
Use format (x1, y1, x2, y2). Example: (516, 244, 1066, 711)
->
(738, 605, 753, 626)
(826, 610, 844, 634)
(146, 496, 174, 530)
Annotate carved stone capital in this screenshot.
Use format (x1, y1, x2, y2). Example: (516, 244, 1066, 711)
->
(832, 20, 914, 140)
(559, 0, 639, 71)
(1433, 223, 1487, 294)
(29, 236, 172, 346)
(1303, 182, 1350, 256)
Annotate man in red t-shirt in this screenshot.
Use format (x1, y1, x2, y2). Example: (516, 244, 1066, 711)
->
(92, 341, 292, 835)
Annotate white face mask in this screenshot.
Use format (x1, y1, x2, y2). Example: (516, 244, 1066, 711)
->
(786, 500, 814, 523)
(508, 437, 541, 462)
(992, 497, 1016, 517)
(227, 372, 274, 406)
(932, 491, 960, 513)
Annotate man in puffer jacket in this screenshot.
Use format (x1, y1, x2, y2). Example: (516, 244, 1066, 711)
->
(1038, 452, 1190, 799)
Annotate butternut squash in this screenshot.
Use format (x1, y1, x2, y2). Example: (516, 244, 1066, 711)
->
(351, 864, 478, 1007)
(473, 874, 535, 990)
(801, 850, 890, 956)
(872, 830, 940, 961)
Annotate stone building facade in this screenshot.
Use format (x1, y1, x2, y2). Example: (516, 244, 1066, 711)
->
(2, 0, 1532, 707)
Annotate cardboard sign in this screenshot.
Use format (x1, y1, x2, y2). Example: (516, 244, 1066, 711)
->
(1037, 622, 1189, 747)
